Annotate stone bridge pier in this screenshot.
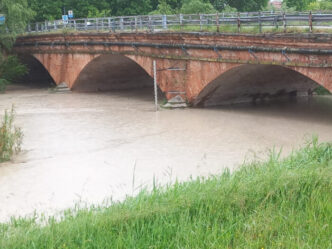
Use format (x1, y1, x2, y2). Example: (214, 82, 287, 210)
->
(15, 32, 332, 106)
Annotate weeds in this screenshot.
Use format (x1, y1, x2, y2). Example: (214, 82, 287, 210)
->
(0, 106, 23, 162)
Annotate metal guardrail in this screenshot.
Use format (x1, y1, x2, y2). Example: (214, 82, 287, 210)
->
(27, 11, 332, 34)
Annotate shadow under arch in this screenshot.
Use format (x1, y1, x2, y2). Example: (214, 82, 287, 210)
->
(72, 54, 154, 92)
(194, 64, 327, 107)
(17, 54, 55, 88)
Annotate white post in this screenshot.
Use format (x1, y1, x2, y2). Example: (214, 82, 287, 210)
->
(162, 15, 167, 29)
(153, 60, 158, 112)
(120, 17, 124, 30)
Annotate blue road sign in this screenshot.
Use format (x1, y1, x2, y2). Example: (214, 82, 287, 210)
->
(68, 10, 74, 19)
(0, 15, 5, 25)
(62, 15, 69, 24)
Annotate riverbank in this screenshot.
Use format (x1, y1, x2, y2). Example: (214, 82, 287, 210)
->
(1, 139, 331, 248)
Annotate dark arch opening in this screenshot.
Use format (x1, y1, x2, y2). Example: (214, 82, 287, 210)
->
(16, 55, 55, 88)
(72, 54, 154, 92)
(194, 64, 329, 107)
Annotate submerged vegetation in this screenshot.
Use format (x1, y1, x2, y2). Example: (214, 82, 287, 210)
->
(0, 106, 23, 162)
(0, 138, 331, 248)
(315, 85, 332, 95)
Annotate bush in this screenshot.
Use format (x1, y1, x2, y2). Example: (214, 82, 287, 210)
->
(0, 106, 23, 162)
(0, 55, 28, 92)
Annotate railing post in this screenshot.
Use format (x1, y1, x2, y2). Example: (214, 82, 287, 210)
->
(216, 13, 220, 32)
(112, 19, 116, 32)
(44, 21, 48, 31)
(74, 20, 77, 30)
(148, 16, 154, 32)
(283, 12, 287, 33)
(162, 15, 167, 30)
(139, 16, 143, 30)
(108, 18, 111, 30)
(258, 11, 262, 33)
(199, 14, 203, 31)
(54, 21, 57, 30)
(309, 11, 313, 33)
(96, 18, 99, 30)
(35, 23, 38, 32)
(180, 14, 183, 31)
(120, 17, 124, 30)
(101, 18, 104, 30)
(274, 15, 278, 29)
(28, 23, 31, 33)
(130, 18, 133, 31)
(135, 17, 138, 32)
(237, 12, 241, 33)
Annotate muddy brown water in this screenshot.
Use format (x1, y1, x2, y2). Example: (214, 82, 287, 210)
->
(0, 85, 332, 222)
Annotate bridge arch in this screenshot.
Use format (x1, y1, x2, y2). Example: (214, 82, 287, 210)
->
(18, 54, 55, 87)
(192, 64, 330, 107)
(72, 54, 154, 92)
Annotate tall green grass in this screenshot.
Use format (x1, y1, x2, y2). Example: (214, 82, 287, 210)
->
(0, 106, 23, 162)
(0, 138, 331, 248)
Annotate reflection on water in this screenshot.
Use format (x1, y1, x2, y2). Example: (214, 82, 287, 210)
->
(0, 86, 331, 222)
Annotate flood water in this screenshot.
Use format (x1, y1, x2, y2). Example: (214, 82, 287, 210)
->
(0, 85, 332, 222)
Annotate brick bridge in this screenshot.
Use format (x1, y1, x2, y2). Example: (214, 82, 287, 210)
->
(15, 32, 332, 106)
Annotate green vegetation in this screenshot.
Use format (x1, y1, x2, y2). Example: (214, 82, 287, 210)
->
(0, 0, 33, 91)
(181, 0, 216, 14)
(307, 0, 332, 11)
(0, 138, 331, 248)
(27, 0, 332, 22)
(315, 85, 332, 95)
(285, 0, 332, 11)
(27, 0, 269, 22)
(0, 106, 23, 162)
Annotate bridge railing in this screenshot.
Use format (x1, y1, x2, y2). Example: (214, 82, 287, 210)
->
(26, 11, 332, 34)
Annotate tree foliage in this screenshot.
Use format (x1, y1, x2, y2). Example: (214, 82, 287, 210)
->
(181, 0, 216, 14)
(0, 0, 34, 34)
(26, 0, 273, 21)
(0, 0, 33, 90)
(150, 0, 175, 14)
(284, 0, 315, 11)
(307, 0, 332, 11)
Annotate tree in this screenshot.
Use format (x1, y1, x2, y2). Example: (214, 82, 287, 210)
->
(67, 0, 111, 18)
(109, 0, 152, 16)
(0, 0, 34, 90)
(150, 0, 175, 14)
(1, 0, 34, 33)
(27, 0, 62, 22)
(284, 0, 315, 11)
(181, 0, 216, 14)
(209, 0, 228, 11)
(227, 0, 269, 11)
(307, 0, 332, 10)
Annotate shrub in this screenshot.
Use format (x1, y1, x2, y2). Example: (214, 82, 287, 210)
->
(0, 55, 28, 92)
(0, 106, 23, 162)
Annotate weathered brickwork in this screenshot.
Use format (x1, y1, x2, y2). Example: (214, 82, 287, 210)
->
(15, 32, 332, 105)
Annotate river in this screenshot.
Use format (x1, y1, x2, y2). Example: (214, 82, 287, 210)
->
(0, 85, 331, 222)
